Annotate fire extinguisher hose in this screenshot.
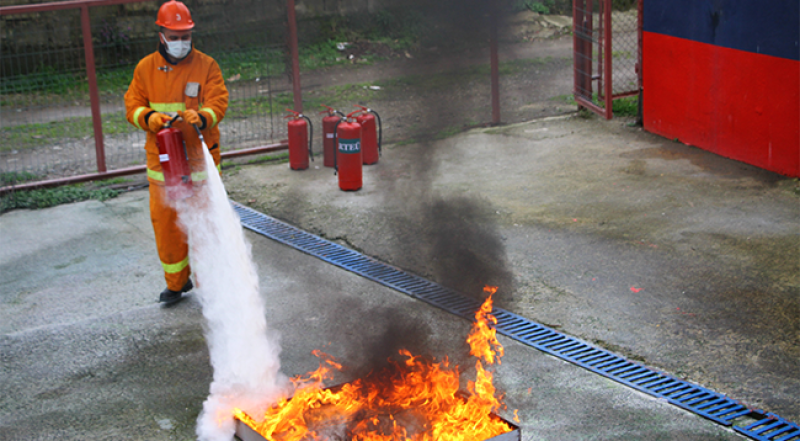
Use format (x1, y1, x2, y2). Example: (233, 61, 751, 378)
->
(332, 118, 343, 175)
(301, 114, 313, 161)
(369, 109, 382, 156)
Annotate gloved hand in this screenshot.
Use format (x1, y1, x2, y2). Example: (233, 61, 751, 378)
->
(179, 109, 202, 127)
(147, 112, 168, 132)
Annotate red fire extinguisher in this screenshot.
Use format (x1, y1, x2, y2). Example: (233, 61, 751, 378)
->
(284, 109, 313, 170)
(156, 114, 193, 200)
(319, 105, 344, 168)
(354, 105, 382, 165)
(334, 110, 363, 191)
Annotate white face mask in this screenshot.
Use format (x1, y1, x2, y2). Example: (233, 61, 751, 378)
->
(161, 33, 192, 59)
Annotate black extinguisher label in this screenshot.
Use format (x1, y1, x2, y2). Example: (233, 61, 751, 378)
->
(339, 138, 361, 153)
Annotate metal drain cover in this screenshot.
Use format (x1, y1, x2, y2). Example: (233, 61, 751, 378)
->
(231, 201, 798, 441)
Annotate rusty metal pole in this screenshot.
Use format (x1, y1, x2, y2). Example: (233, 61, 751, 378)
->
(489, 0, 501, 125)
(80, 4, 106, 172)
(603, 0, 613, 120)
(286, 0, 302, 112)
(636, 0, 643, 124)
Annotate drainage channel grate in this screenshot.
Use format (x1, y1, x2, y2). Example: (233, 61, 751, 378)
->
(232, 202, 799, 441)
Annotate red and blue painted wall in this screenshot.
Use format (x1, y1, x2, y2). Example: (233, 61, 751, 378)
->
(642, 1, 800, 177)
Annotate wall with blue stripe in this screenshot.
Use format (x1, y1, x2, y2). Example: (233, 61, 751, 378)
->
(643, 0, 800, 177)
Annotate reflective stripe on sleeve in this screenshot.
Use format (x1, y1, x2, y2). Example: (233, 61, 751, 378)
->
(162, 256, 189, 274)
(150, 102, 186, 113)
(200, 108, 218, 127)
(132, 106, 148, 130)
(147, 168, 165, 181)
(148, 168, 217, 182)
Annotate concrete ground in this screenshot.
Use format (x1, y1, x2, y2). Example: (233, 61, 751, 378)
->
(1, 114, 797, 440)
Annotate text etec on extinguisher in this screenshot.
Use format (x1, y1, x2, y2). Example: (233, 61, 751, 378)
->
(338, 139, 361, 153)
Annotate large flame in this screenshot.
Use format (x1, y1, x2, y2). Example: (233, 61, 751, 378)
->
(235, 286, 513, 440)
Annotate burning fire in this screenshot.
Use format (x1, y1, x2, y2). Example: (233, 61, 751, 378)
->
(235, 286, 514, 440)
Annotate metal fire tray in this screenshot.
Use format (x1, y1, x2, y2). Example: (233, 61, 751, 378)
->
(235, 416, 520, 441)
(233, 385, 521, 441)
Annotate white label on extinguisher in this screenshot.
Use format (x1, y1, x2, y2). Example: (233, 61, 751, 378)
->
(338, 138, 361, 153)
(159, 153, 169, 162)
(326, 133, 335, 139)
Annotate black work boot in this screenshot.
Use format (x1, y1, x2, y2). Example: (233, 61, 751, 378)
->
(159, 279, 194, 305)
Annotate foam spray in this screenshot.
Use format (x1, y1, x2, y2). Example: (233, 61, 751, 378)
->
(175, 146, 288, 440)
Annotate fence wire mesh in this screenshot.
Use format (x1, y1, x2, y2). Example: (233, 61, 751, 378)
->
(1, 0, 290, 182)
(608, 6, 640, 98)
(573, 0, 640, 118)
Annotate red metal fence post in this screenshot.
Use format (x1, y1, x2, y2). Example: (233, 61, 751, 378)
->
(286, 0, 303, 113)
(573, 0, 581, 107)
(80, 4, 107, 172)
(637, 0, 643, 123)
(603, 0, 613, 120)
(490, 0, 501, 125)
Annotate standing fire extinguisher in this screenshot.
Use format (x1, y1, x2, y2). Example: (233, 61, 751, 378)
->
(354, 105, 382, 165)
(319, 105, 344, 168)
(334, 110, 363, 191)
(156, 114, 193, 200)
(285, 109, 313, 170)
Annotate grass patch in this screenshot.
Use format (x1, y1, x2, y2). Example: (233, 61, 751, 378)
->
(227, 83, 382, 120)
(95, 177, 133, 186)
(215, 48, 285, 82)
(246, 152, 290, 165)
(394, 138, 420, 146)
(434, 122, 482, 140)
(550, 94, 578, 105)
(1, 171, 39, 185)
(1, 112, 137, 152)
(551, 93, 639, 117)
(612, 96, 639, 117)
(0, 184, 119, 213)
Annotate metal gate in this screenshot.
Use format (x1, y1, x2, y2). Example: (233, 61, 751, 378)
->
(573, 0, 642, 119)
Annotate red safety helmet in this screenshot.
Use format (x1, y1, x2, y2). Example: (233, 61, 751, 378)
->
(155, 0, 195, 31)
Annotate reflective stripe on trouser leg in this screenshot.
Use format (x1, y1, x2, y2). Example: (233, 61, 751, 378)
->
(149, 184, 191, 292)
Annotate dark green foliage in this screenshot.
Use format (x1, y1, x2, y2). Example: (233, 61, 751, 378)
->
(611, 0, 638, 11)
(612, 96, 639, 117)
(0, 184, 119, 213)
(1, 171, 39, 185)
(511, 0, 571, 15)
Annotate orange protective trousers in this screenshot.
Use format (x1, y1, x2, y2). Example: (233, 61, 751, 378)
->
(124, 46, 228, 292)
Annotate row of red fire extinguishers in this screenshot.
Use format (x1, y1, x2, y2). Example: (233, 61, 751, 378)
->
(154, 104, 381, 200)
(285, 104, 382, 191)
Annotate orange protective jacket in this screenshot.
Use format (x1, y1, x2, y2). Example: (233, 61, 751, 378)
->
(124, 45, 228, 292)
(125, 45, 228, 185)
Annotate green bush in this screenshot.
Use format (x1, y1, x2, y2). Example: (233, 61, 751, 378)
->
(0, 184, 119, 213)
(612, 0, 638, 11)
(1, 171, 39, 185)
(511, 0, 571, 15)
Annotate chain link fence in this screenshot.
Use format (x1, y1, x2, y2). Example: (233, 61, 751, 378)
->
(1, 0, 290, 183)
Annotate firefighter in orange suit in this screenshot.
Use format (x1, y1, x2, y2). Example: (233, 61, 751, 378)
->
(124, 0, 228, 304)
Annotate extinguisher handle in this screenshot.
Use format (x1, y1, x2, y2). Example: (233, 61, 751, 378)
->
(165, 113, 181, 128)
(333, 118, 343, 175)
